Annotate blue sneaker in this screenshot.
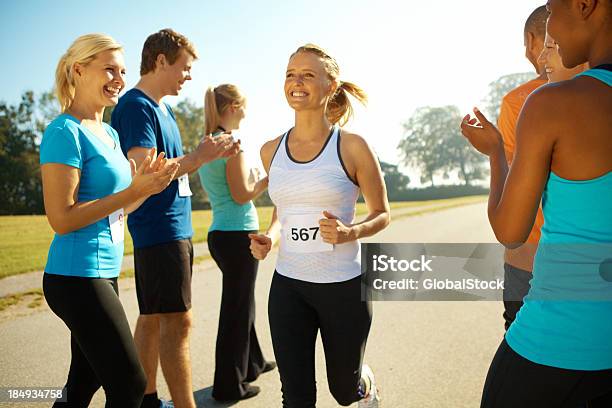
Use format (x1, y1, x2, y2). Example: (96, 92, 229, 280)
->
(159, 399, 174, 408)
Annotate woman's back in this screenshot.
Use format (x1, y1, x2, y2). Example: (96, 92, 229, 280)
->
(547, 66, 612, 181)
(506, 67, 612, 371)
(198, 154, 259, 232)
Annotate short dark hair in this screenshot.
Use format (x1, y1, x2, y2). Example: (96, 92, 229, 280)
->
(140, 28, 198, 75)
(524, 5, 548, 39)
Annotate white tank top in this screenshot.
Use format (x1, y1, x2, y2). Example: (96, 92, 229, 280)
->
(268, 126, 361, 283)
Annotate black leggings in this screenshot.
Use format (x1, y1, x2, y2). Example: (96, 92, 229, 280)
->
(208, 230, 266, 400)
(481, 338, 612, 408)
(43, 273, 146, 408)
(268, 272, 372, 408)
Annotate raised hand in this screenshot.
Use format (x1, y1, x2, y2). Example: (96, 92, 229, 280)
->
(129, 147, 180, 198)
(196, 133, 240, 163)
(460, 107, 504, 156)
(248, 233, 272, 260)
(319, 210, 353, 244)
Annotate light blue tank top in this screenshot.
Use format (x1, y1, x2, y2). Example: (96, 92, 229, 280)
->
(506, 67, 612, 370)
(197, 133, 259, 232)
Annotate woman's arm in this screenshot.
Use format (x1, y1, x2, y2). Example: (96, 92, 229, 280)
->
(319, 133, 391, 244)
(42, 152, 178, 234)
(460, 89, 556, 248)
(226, 151, 268, 204)
(248, 136, 283, 260)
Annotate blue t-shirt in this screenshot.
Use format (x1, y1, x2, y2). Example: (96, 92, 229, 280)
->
(111, 88, 193, 248)
(40, 114, 132, 278)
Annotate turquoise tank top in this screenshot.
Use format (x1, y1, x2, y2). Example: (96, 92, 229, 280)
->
(197, 134, 259, 232)
(506, 67, 612, 370)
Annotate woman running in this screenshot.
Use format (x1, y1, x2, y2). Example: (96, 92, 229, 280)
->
(41, 34, 178, 407)
(461, 0, 612, 406)
(198, 84, 274, 401)
(249, 44, 390, 407)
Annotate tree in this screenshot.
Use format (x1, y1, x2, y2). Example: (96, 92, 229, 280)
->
(1, 92, 41, 214)
(482, 72, 536, 121)
(172, 99, 210, 209)
(380, 161, 410, 200)
(398, 105, 487, 187)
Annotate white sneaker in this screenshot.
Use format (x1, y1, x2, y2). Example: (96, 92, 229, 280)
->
(358, 364, 381, 408)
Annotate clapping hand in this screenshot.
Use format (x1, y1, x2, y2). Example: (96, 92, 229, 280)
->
(197, 133, 241, 163)
(460, 107, 504, 156)
(129, 147, 180, 198)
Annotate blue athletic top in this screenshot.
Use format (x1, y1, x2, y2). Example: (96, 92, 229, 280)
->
(111, 88, 193, 248)
(197, 132, 259, 232)
(40, 114, 132, 278)
(506, 66, 612, 370)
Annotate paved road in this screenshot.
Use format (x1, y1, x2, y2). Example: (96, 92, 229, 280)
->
(0, 202, 505, 407)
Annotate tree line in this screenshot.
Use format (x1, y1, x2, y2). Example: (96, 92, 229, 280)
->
(0, 73, 530, 215)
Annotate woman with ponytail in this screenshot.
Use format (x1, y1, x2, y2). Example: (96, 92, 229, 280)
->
(41, 34, 179, 407)
(249, 44, 390, 407)
(198, 84, 273, 402)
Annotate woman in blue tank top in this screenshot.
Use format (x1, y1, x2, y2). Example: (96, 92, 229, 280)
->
(41, 34, 179, 407)
(461, 0, 612, 406)
(198, 84, 272, 401)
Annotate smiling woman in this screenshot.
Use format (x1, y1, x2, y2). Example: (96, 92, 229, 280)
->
(250, 43, 390, 408)
(40, 33, 179, 407)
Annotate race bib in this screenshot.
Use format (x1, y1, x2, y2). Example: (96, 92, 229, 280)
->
(109, 209, 124, 244)
(284, 213, 333, 253)
(178, 174, 193, 197)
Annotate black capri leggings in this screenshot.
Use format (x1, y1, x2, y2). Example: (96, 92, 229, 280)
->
(43, 273, 146, 408)
(481, 338, 612, 408)
(268, 272, 373, 408)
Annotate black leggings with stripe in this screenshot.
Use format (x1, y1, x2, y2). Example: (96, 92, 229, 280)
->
(268, 272, 372, 407)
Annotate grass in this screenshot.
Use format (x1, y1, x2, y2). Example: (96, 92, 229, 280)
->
(0, 196, 486, 279)
(0, 288, 43, 312)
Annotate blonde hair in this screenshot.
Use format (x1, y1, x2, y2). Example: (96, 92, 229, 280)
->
(291, 44, 368, 127)
(54, 33, 123, 112)
(204, 84, 245, 135)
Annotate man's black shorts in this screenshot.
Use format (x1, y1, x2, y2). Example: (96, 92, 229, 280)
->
(133, 238, 193, 314)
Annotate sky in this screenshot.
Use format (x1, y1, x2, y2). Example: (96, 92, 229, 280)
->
(1, 0, 542, 186)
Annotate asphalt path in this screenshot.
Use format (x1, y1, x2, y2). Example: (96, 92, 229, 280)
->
(0, 202, 506, 407)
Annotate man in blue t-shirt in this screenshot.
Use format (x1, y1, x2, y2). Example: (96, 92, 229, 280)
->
(112, 29, 237, 408)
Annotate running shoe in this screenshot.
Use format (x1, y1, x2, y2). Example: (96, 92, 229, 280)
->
(358, 364, 381, 408)
(159, 399, 174, 408)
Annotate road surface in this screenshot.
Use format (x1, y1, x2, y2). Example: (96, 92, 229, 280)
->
(0, 202, 506, 407)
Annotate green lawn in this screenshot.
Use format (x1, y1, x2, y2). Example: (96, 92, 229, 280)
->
(0, 196, 486, 279)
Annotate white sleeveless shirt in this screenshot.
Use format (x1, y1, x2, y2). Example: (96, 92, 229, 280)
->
(268, 126, 361, 283)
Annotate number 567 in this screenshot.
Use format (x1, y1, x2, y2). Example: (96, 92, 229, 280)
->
(291, 227, 319, 241)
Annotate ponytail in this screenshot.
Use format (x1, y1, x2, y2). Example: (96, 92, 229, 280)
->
(327, 80, 368, 127)
(204, 84, 245, 135)
(54, 54, 76, 112)
(204, 87, 221, 135)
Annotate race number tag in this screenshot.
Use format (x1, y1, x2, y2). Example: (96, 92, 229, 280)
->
(284, 214, 333, 253)
(178, 174, 193, 197)
(109, 209, 124, 244)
